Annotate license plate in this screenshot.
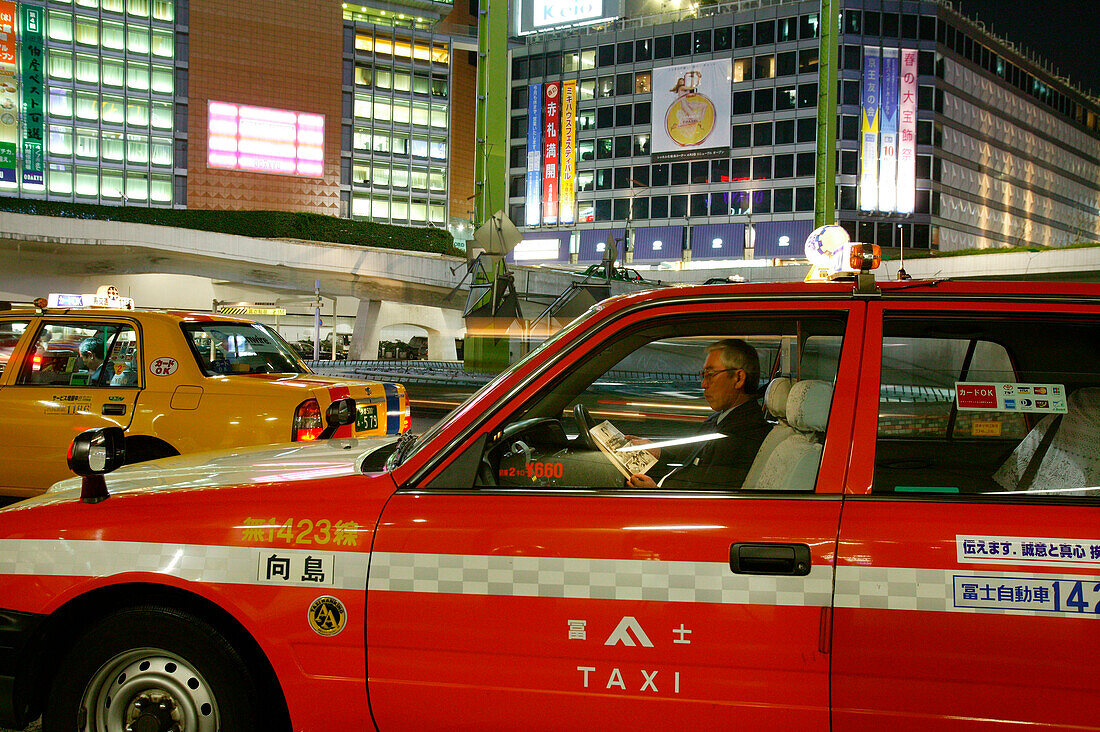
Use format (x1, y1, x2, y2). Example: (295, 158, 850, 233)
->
(355, 404, 378, 432)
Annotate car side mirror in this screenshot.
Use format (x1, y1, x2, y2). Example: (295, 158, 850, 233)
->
(68, 427, 126, 504)
(318, 397, 356, 440)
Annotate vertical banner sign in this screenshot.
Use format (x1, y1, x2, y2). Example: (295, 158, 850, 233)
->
(0, 0, 17, 184)
(525, 83, 542, 227)
(896, 48, 918, 214)
(877, 47, 899, 213)
(541, 82, 560, 225)
(20, 5, 43, 186)
(559, 80, 578, 224)
(859, 46, 880, 212)
(650, 58, 732, 162)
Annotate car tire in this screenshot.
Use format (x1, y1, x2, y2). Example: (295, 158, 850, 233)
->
(43, 605, 261, 732)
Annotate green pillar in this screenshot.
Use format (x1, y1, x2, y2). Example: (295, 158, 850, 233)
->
(814, 0, 839, 228)
(475, 0, 509, 224)
(466, 0, 512, 373)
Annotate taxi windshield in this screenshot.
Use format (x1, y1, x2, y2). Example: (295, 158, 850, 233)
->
(182, 322, 310, 376)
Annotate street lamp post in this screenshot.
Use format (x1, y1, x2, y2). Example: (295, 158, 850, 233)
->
(625, 178, 648, 264)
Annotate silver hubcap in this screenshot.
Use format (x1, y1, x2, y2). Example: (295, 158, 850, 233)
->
(79, 649, 220, 732)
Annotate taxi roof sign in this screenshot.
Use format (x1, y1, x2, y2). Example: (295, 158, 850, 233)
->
(47, 285, 135, 311)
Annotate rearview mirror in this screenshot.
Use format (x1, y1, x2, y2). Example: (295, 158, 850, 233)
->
(68, 427, 126, 503)
(318, 397, 356, 440)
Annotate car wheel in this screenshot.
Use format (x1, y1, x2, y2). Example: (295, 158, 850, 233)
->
(43, 606, 261, 732)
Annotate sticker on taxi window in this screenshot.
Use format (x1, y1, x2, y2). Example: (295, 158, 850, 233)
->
(149, 357, 178, 376)
(955, 383, 1067, 414)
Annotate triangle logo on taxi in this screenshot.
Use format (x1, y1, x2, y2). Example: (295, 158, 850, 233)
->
(604, 616, 654, 647)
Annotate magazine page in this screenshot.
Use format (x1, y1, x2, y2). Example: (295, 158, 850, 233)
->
(589, 420, 658, 479)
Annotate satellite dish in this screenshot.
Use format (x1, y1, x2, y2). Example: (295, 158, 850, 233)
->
(473, 211, 523, 257)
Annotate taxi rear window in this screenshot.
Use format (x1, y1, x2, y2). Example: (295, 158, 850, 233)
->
(873, 314, 1100, 498)
(182, 322, 310, 376)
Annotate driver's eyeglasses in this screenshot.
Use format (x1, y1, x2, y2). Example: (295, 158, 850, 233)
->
(700, 367, 739, 381)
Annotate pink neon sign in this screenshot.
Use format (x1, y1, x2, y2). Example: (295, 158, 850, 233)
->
(206, 101, 324, 178)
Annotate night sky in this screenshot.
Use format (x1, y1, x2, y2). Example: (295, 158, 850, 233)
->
(955, 0, 1100, 98)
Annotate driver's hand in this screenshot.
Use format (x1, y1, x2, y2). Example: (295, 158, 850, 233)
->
(627, 473, 658, 489)
(625, 435, 661, 459)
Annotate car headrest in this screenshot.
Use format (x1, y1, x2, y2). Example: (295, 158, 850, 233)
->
(764, 377, 793, 421)
(787, 380, 833, 433)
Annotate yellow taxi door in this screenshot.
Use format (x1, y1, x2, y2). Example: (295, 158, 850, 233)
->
(0, 319, 140, 496)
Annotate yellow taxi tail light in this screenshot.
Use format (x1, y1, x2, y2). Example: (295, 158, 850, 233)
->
(849, 243, 881, 271)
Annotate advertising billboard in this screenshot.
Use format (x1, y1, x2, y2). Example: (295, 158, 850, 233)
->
(207, 102, 324, 178)
(878, 48, 899, 213)
(0, 0, 17, 184)
(897, 49, 918, 214)
(559, 80, 578, 225)
(516, 0, 617, 35)
(542, 82, 560, 225)
(525, 83, 542, 227)
(20, 5, 43, 186)
(651, 59, 732, 163)
(859, 47, 881, 212)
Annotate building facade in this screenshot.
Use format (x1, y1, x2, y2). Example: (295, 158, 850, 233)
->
(0, 0, 477, 227)
(506, 0, 1100, 266)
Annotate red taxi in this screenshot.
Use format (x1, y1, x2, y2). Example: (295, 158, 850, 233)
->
(0, 271, 1097, 730)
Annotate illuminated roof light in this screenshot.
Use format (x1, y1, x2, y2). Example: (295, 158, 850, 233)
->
(652, 240, 663, 250)
(711, 238, 723, 248)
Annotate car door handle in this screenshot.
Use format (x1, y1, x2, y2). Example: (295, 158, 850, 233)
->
(102, 404, 127, 416)
(729, 543, 812, 576)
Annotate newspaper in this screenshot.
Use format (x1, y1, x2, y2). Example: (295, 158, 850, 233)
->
(589, 420, 658, 479)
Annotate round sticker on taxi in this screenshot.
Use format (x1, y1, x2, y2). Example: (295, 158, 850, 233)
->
(149, 357, 178, 376)
(308, 595, 347, 637)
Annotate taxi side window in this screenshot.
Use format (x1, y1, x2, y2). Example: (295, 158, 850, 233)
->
(474, 314, 846, 493)
(873, 315, 1100, 498)
(15, 322, 139, 388)
(0, 320, 30, 375)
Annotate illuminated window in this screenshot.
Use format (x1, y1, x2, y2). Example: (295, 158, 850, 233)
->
(126, 99, 149, 126)
(373, 69, 391, 90)
(75, 54, 100, 83)
(126, 61, 150, 91)
(151, 137, 172, 166)
(76, 0, 98, 8)
(392, 99, 411, 124)
(370, 196, 389, 218)
(151, 0, 173, 21)
(391, 166, 409, 188)
(151, 30, 174, 58)
(48, 12, 73, 42)
(48, 51, 73, 80)
(101, 0, 123, 12)
(634, 72, 651, 94)
(76, 129, 98, 158)
(101, 131, 125, 160)
(102, 95, 125, 124)
(76, 92, 100, 120)
(126, 172, 148, 200)
(371, 165, 389, 187)
(126, 135, 149, 163)
(150, 102, 172, 129)
(102, 58, 125, 87)
(75, 167, 99, 196)
(410, 101, 429, 126)
(50, 88, 74, 118)
(127, 0, 149, 17)
(48, 165, 73, 194)
(127, 26, 150, 54)
(429, 170, 444, 191)
(102, 21, 125, 50)
(101, 170, 124, 198)
(49, 126, 74, 156)
(392, 199, 409, 221)
(150, 65, 172, 94)
(354, 67, 372, 87)
(733, 57, 752, 83)
(150, 174, 172, 202)
(430, 104, 446, 128)
(393, 71, 411, 93)
(75, 16, 99, 45)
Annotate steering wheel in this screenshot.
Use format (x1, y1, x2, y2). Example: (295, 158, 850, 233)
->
(573, 403, 600, 450)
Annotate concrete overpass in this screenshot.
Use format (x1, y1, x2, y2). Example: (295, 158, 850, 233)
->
(3, 211, 1099, 358)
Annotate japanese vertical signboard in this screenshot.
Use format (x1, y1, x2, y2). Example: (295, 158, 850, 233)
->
(525, 83, 542, 227)
(0, 0, 17, 184)
(896, 48, 918, 214)
(877, 48, 899, 213)
(20, 4, 43, 186)
(559, 80, 577, 225)
(859, 46, 880, 212)
(651, 59, 731, 162)
(541, 82, 560, 225)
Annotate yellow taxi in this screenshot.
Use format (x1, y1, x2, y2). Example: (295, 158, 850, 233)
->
(0, 286, 409, 497)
